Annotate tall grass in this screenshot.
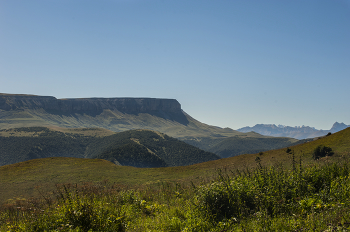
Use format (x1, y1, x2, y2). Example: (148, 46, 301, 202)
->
(2, 160, 350, 231)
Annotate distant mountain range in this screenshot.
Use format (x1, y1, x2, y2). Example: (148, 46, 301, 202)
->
(237, 122, 349, 139)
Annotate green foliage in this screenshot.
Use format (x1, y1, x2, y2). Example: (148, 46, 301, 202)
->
(195, 162, 350, 225)
(286, 147, 292, 154)
(312, 145, 334, 160)
(255, 156, 261, 163)
(3, 161, 350, 231)
(5, 184, 126, 231)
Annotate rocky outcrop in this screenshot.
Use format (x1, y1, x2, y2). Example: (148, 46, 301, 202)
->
(0, 94, 180, 112)
(330, 122, 349, 133)
(0, 94, 188, 124)
(0, 94, 58, 111)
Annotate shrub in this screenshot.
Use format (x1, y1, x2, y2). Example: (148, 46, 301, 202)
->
(312, 145, 334, 160)
(196, 172, 257, 221)
(25, 185, 126, 232)
(286, 147, 292, 154)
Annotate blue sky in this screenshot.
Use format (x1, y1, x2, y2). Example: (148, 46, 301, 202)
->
(1, 0, 349, 130)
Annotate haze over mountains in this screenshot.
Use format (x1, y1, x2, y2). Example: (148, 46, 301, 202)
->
(237, 122, 350, 140)
(1, 93, 302, 162)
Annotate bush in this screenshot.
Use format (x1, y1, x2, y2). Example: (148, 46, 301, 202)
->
(312, 145, 334, 160)
(25, 185, 126, 232)
(196, 171, 258, 221)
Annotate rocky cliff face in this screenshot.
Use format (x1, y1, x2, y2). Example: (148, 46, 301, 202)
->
(0, 94, 180, 113)
(0, 94, 187, 124)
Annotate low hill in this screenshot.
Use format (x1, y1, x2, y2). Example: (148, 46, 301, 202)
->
(0, 127, 94, 166)
(1, 127, 350, 204)
(206, 135, 297, 158)
(182, 132, 298, 158)
(89, 129, 220, 167)
(0, 127, 219, 167)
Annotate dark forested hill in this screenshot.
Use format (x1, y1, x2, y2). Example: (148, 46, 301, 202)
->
(0, 127, 94, 166)
(0, 127, 219, 167)
(89, 130, 220, 167)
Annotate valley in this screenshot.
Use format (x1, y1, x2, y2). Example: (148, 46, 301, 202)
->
(1, 93, 350, 231)
(1, 127, 350, 231)
(0, 93, 299, 162)
(1, 126, 350, 204)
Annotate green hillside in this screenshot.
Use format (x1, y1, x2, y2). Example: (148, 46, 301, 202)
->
(1, 127, 350, 205)
(0, 127, 219, 167)
(0, 157, 220, 204)
(0, 127, 95, 166)
(97, 143, 169, 167)
(88, 129, 220, 167)
(1, 128, 350, 231)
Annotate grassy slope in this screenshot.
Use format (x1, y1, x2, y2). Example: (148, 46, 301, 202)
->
(0, 157, 216, 204)
(1, 127, 350, 204)
(0, 126, 116, 137)
(207, 136, 297, 158)
(0, 109, 241, 138)
(0, 109, 301, 159)
(183, 132, 298, 158)
(0, 127, 106, 166)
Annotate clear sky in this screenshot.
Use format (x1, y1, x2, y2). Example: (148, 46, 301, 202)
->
(1, 0, 349, 130)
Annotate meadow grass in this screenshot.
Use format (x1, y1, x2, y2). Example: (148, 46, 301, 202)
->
(1, 127, 350, 207)
(2, 159, 350, 231)
(1, 128, 350, 231)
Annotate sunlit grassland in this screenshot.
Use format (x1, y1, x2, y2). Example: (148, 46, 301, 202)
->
(1, 127, 350, 205)
(0, 157, 218, 204)
(2, 159, 350, 231)
(1, 128, 350, 231)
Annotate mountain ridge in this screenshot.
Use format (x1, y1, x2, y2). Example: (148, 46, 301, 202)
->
(0, 93, 300, 158)
(237, 122, 349, 139)
(0, 93, 239, 138)
(0, 94, 187, 123)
